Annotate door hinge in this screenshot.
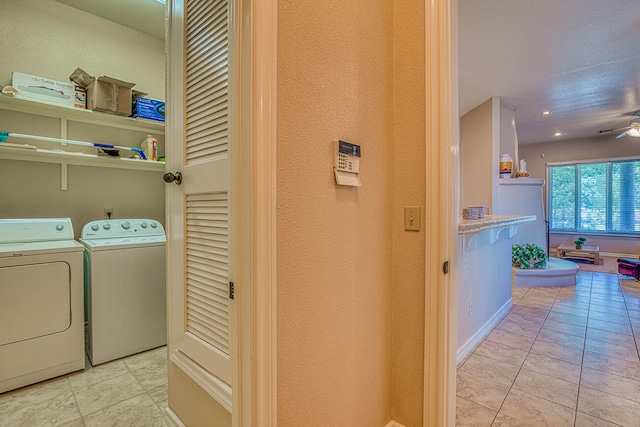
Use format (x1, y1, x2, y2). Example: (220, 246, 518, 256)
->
(443, 261, 449, 275)
(229, 281, 235, 300)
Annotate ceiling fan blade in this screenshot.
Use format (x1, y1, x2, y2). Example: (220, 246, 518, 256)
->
(616, 131, 628, 139)
(599, 125, 632, 135)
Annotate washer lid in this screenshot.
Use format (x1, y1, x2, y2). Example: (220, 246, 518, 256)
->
(0, 240, 84, 257)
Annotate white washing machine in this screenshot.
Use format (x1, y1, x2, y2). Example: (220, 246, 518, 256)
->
(80, 219, 166, 365)
(0, 218, 85, 393)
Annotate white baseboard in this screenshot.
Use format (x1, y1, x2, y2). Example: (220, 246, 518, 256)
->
(169, 350, 232, 413)
(456, 298, 512, 365)
(168, 406, 407, 427)
(165, 408, 186, 427)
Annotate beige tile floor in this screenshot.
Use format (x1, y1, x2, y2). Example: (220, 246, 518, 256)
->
(457, 271, 640, 426)
(0, 346, 168, 427)
(6, 272, 640, 426)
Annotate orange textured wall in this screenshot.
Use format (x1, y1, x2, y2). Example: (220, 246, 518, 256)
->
(277, 0, 394, 425)
(391, 0, 426, 425)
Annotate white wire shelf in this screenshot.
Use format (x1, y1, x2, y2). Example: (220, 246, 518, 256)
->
(0, 94, 165, 134)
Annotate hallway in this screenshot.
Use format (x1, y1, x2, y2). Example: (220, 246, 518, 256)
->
(456, 271, 640, 426)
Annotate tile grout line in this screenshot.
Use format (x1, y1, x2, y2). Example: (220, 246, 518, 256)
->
(0, 348, 168, 426)
(458, 287, 534, 425)
(575, 273, 637, 427)
(619, 275, 640, 360)
(127, 350, 169, 415)
(573, 271, 592, 427)
(509, 274, 596, 425)
(532, 279, 585, 424)
(459, 273, 640, 427)
(123, 353, 167, 418)
(488, 285, 558, 426)
(68, 373, 87, 427)
(76, 353, 161, 423)
(490, 276, 595, 425)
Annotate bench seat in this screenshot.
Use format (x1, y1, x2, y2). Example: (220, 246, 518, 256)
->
(618, 258, 640, 280)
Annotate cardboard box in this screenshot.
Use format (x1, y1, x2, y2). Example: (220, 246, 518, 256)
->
(74, 87, 86, 109)
(132, 97, 165, 122)
(88, 76, 135, 116)
(12, 72, 75, 108)
(70, 68, 135, 116)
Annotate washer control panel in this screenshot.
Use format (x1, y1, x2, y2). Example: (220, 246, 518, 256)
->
(81, 219, 165, 239)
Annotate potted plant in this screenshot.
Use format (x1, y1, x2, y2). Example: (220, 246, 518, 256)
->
(574, 237, 586, 249)
(512, 243, 547, 269)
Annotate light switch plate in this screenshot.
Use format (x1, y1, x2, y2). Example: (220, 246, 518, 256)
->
(404, 206, 420, 231)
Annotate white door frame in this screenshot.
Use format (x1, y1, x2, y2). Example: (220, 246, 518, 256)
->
(423, 0, 457, 425)
(237, 0, 278, 425)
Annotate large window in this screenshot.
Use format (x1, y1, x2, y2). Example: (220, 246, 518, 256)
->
(548, 159, 640, 234)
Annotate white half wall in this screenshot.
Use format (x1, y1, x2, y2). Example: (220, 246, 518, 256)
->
(457, 229, 513, 357)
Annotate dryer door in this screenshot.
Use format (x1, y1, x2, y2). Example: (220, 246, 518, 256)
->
(0, 262, 71, 346)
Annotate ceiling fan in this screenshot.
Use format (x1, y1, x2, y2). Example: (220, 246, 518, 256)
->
(599, 112, 640, 138)
(615, 118, 640, 138)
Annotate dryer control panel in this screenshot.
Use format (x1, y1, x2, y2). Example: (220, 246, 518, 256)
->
(0, 218, 75, 244)
(81, 219, 165, 240)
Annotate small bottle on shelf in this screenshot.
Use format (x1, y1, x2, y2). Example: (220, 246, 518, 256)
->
(141, 135, 157, 160)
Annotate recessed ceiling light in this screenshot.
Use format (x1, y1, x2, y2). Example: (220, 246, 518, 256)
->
(541, 111, 552, 115)
(554, 132, 562, 136)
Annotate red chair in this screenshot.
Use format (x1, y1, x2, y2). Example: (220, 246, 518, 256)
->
(617, 258, 640, 280)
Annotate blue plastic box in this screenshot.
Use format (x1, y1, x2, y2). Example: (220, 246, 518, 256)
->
(132, 97, 165, 122)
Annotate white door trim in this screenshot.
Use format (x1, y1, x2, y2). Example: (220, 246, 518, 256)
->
(424, 0, 457, 425)
(235, 0, 278, 425)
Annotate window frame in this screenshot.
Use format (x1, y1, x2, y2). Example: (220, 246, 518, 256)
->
(547, 155, 640, 237)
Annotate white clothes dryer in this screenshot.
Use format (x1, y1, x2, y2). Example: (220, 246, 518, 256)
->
(80, 219, 166, 365)
(0, 218, 85, 393)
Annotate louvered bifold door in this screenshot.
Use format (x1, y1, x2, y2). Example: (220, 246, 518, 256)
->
(185, 193, 230, 357)
(186, 0, 229, 163)
(169, 0, 233, 387)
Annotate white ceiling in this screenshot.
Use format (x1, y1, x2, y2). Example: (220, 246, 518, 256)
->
(459, 0, 640, 145)
(54, 0, 165, 41)
(55, 0, 640, 146)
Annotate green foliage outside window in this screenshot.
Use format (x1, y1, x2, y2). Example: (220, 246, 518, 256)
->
(549, 160, 640, 234)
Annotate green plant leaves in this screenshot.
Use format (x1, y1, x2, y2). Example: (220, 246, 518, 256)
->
(574, 237, 586, 247)
(512, 243, 548, 269)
